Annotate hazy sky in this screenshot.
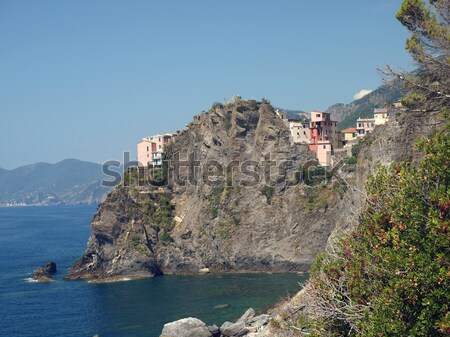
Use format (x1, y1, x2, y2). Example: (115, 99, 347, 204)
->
(0, 0, 413, 169)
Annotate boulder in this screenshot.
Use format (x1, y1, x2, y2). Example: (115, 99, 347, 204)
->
(236, 308, 255, 323)
(220, 308, 267, 337)
(199, 268, 210, 274)
(160, 317, 212, 337)
(32, 262, 57, 282)
(220, 320, 249, 337)
(247, 314, 270, 329)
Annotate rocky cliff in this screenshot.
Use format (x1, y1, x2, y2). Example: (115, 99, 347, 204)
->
(67, 100, 350, 281)
(248, 108, 448, 337)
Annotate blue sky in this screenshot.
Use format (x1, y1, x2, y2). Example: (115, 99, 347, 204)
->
(0, 0, 412, 169)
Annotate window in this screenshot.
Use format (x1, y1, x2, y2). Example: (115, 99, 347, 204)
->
(159, 145, 162, 149)
(316, 113, 321, 118)
(147, 146, 149, 151)
(303, 131, 306, 135)
(159, 137, 161, 141)
(147, 154, 149, 157)
(323, 145, 326, 149)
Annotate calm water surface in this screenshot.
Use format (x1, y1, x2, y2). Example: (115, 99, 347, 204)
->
(0, 205, 306, 337)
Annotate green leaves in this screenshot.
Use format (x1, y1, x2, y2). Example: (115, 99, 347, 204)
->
(306, 124, 450, 336)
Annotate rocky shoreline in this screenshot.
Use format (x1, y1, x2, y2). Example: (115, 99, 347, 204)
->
(159, 287, 308, 337)
(160, 308, 271, 337)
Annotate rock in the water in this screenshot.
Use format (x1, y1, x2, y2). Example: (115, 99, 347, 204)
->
(236, 308, 255, 323)
(160, 317, 212, 337)
(219, 308, 268, 337)
(220, 320, 249, 337)
(43, 262, 57, 274)
(213, 303, 230, 309)
(247, 314, 270, 329)
(199, 268, 210, 274)
(32, 262, 57, 282)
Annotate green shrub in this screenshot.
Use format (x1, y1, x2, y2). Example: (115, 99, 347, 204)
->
(223, 111, 232, 131)
(302, 165, 331, 186)
(210, 206, 218, 219)
(130, 235, 141, 246)
(344, 156, 357, 165)
(150, 195, 174, 231)
(158, 229, 171, 243)
(307, 124, 450, 336)
(261, 185, 275, 204)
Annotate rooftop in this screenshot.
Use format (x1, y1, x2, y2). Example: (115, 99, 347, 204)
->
(341, 127, 357, 133)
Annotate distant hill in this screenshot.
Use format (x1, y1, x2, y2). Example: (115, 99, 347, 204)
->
(0, 159, 111, 206)
(327, 83, 404, 130)
(277, 82, 403, 129)
(275, 108, 310, 121)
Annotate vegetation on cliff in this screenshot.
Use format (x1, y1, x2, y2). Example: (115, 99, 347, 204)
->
(68, 99, 353, 280)
(284, 1, 450, 336)
(302, 125, 449, 336)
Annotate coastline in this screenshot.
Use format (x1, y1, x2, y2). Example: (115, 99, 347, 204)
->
(65, 269, 309, 284)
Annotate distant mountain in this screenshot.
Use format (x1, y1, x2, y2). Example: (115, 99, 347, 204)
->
(276, 82, 403, 129)
(275, 108, 310, 121)
(0, 159, 111, 206)
(327, 83, 404, 130)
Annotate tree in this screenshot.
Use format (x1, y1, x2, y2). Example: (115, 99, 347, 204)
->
(299, 2, 450, 336)
(383, 0, 450, 111)
(303, 122, 450, 337)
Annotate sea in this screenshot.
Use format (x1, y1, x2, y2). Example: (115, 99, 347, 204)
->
(0, 205, 306, 337)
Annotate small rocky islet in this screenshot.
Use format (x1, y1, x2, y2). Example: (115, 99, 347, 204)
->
(32, 261, 57, 282)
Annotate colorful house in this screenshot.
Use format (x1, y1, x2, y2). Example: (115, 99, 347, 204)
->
(340, 127, 357, 147)
(316, 140, 333, 166)
(356, 118, 375, 139)
(309, 111, 339, 151)
(374, 108, 389, 125)
(137, 133, 174, 167)
(288, 120, 310, 144)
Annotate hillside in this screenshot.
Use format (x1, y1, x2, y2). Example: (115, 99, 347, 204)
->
(327, 82, 404, 129)
(277, 82, 403, 129)
(67, 99, 354, 281)
(0, 159, 110, 205)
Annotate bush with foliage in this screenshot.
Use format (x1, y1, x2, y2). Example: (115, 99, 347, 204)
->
(301, 1, 449, 335)
(260, 185, 275, 204)
(150, 195, 174, 241)
(304, 123, 450, 336)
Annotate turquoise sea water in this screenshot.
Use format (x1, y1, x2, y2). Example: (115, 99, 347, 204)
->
(0, 205, 306, 337)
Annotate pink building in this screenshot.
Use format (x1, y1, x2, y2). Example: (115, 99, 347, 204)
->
(137, 133, 174, 167)
(137, 139, 156, 167)
(309, 111, 339, 151)
(307, 111, 340, 166)
(316, 141, 333, 166)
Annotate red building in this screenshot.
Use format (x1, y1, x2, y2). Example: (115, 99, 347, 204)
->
(308, 111, 339, 152)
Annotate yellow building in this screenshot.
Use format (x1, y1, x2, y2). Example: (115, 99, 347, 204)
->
(374, 108, 389, 125)
(341, 127, 357, 142)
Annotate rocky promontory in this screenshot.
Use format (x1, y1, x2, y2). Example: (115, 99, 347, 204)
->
(66, 99, 352, 281)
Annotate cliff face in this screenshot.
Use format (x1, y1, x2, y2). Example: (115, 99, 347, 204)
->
(67, 100, 349, 280)
(328, 109, 445, 240)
